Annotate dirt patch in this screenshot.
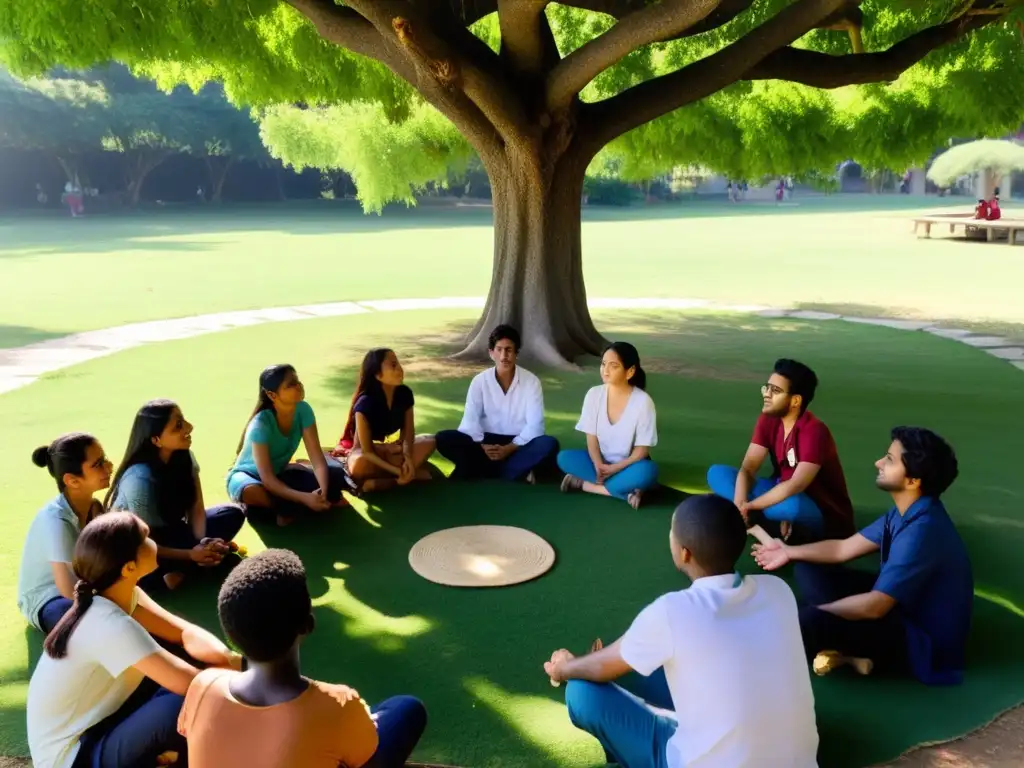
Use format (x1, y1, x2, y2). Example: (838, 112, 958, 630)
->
(874, 705, 1024, 767)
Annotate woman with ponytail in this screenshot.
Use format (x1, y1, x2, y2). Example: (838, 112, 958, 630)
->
(17, 433, 112, 634)
(107, 399, 245, 591)
(557, 342, 660, 509)
(227, 364, 351, 526)
(27, 512, 241, 768)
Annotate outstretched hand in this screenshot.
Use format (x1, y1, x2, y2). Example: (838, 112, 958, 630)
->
(752, 538, 791, 571)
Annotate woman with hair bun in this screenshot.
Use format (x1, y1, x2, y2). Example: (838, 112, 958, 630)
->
(557, 342, 660, 509)
(27, 511, 240, 768)
(17, 433, 112, 634)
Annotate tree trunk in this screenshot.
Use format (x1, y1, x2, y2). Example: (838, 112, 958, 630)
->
(274, 166, 288, 201)
(455, 145, 606, 370)
(206, 156, 234, 204)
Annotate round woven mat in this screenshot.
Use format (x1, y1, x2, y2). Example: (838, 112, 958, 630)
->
(408, 525, 556, 588)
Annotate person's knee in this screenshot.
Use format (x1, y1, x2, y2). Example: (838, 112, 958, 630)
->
(398, 696, 428, 735)
(533, 435, 560, 457)
(564, 680, 603, 730)
(638, 460, 659, 488)
(556, 449, 585, 474)
(706, 464, 738, 496)
(435, 430, 463, 456)
(240, 484, 272, 508)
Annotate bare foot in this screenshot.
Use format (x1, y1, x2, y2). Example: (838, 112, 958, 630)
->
(156, 750, 179, 766)
(627, 490, 643, 509)
(813, 650, 874, 677)
(276, 514, 295, 527)
(362, 478, 397, 493)
(415, 467, 432, 482)
(525, 470, 536, 485)
(163, 572, 186, 591)
(780, 521, 793, 541)
(560, 474, 583, 493)
(591, 638, 604, 653)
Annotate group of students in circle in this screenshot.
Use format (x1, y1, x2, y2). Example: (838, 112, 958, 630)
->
(17, 322, 974, 767)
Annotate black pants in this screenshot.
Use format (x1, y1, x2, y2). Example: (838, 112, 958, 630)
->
(435, 431, 559, 481)
(251, 461, 353, 520)
(141, 503, 246, 591)
(795, 562, 909, 674)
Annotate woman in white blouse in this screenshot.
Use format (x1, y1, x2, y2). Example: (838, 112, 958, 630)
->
(558, 342, 659, 509)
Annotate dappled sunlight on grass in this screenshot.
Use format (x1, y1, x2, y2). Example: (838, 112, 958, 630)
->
(975, 588, 1024, 620)
(0, 683, 27, 708)
(315, 577, 435, 652)
(464, 677, 600, 764)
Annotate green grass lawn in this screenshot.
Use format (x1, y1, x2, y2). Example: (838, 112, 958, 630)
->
(1, 308, 1022, 767)
(3, 196, 1024, 349)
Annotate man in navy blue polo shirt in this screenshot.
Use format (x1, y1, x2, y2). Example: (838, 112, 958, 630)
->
(753, 426, 972, 684)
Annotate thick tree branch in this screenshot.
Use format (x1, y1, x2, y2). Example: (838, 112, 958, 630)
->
(547, 0, 722, 110)
(284, 0, 398, 66)
(747, 13, 1002, 87)
(436, 0, 499, 26)
(579, 0, 850, 150)
(497, 0, 558, 75)
(350, 1, 532, 145)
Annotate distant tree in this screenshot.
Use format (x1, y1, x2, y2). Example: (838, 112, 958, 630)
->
(186, 85, 267, 203)
(0, 69, 106, 184)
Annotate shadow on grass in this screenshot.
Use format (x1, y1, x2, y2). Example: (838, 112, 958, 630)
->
(0, 195, 973, 255)
(0, 325, 71, 350)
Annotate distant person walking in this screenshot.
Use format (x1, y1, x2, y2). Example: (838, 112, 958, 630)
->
(63, 181, 84, 217)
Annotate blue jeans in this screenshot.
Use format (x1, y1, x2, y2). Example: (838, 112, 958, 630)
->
(38, 596, 74, 634)
(557, 449, 659, 501)
(436, 431, 559, 481)
(706, 465, 823, 535)
(565, 669, 676, 768)
(364, 695, 428, 768)
(73, 679, 185, 768)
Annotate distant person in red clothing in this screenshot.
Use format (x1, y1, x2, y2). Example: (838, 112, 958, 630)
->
(987, 194, 1001, 220)
(974, 199, 990, 220)
(707, 359, 856, 543)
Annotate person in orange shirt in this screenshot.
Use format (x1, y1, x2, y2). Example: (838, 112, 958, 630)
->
(178, 549, 427, 767)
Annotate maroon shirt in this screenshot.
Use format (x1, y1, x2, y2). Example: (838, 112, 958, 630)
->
(751, 411, 855, 537)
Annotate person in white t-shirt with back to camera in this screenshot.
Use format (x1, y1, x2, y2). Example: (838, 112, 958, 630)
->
(27, 511, 242, 768)
(544, 494, 819, 768)
(558, 341, 659, 509)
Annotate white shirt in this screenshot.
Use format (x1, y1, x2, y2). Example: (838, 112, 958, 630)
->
(17, 494, 81, 630)
(620, 574, 819, 768)
(27, 589, 160, 768)
(575, 385, 658, 464)
(457, 366, 545, 446)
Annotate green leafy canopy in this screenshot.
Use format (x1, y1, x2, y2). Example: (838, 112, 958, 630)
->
(2, 1, 1023, 210)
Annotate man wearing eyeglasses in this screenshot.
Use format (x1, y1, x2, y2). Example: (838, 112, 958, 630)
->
(707, 358, 855, 543)
(752, 427, 971, 685)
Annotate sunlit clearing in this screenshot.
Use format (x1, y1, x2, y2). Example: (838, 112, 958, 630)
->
(346, 495, 382, 528)
(464, 677, 602, 763)
(975, 588, 1024, 619)
(0, 681, 28, 707)
(315, 577, 434, 652)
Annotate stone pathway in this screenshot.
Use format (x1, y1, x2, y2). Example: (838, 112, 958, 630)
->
(2, 297, 1023, 395)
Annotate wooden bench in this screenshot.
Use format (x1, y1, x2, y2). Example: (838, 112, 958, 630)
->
(913, 213, 1023, 245)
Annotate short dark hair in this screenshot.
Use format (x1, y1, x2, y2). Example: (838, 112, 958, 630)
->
(217, 549, 312, 662)
(774, 358, 818, 413)
(671, 494, 748, 575)
(488, 324, 520, 352)
(891, 426, 959, 497)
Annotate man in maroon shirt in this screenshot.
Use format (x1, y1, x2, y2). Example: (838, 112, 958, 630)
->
(707, 359, 855, 542)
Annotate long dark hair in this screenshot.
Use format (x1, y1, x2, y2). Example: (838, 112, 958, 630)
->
(341, 349, 392, 445)
(236, 364, 296, 455)
(44, 512, 148, 659)
(32, 433, 97, 493)
(604, 341, 647, 391)
(104, 399, 196, 522)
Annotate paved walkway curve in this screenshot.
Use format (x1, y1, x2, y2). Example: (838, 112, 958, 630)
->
(1, 296, 1023, 395)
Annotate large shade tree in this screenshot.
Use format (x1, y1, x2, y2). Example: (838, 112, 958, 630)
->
(2, 1, 1023, 365)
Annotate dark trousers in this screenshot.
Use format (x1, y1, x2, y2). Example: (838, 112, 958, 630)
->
(73, 678, 186, 768)
(364, 696, 428, 768)
(39, 596, 74, 634)
(435, 431, 559, 481)
(140, 503, 246, 592)
(253, 461, 353, 520)
(795, 563, 909, 673)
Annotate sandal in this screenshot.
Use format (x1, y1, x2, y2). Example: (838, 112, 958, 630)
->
(560, 474, 583, 493)
(627, 490, 643, 509)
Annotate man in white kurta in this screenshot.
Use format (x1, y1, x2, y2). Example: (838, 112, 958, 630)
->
(436, 325, 559, 482)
